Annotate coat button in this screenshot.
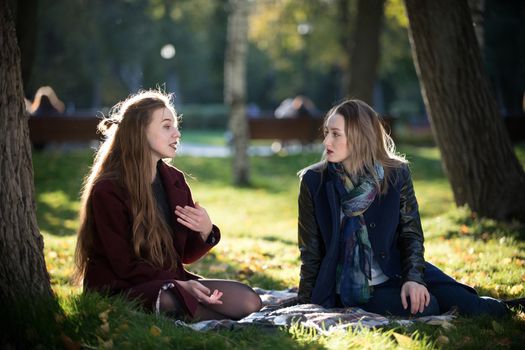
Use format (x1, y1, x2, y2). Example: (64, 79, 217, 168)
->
(369, 222, 376, 228)
(380, 251, 386, 259)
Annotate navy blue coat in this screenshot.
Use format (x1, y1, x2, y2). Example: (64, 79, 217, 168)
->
(297, 163, 475, 308)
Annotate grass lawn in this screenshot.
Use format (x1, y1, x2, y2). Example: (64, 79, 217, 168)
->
(32, 143, 525, 349)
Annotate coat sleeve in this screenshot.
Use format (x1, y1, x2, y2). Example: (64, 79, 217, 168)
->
(297, 177, 323, 303)
(91, 185, 175, 284)
(179, 180, 221, 264)
(397, 166, 426, 285)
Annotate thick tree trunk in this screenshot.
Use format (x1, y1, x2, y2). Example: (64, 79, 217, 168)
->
(225, 0, 249, 186)
(12, 0, 39, 94)
(0, 1, 55, 346)
(345, 0, 385, 104)
(404, 0, 525, 221)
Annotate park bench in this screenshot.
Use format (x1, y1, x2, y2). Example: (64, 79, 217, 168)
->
(28, 113, 398, 145)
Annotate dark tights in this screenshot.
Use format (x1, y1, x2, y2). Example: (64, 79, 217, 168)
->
(159, 279, 262, 321)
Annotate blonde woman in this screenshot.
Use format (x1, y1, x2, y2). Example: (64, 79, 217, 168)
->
(297, 99, 512, 316)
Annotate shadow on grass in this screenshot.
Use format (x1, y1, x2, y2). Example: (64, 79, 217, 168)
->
(36, 199, 79, 236)
(443, 211, 525, 242)
(63, 292, 326, 350)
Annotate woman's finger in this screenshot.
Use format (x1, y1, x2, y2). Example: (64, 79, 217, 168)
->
(400, 288, 408, 310)
(177, 217, 196, 230)
(410, 289, 419, 314)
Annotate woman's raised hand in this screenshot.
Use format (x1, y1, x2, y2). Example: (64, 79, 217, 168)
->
(175, 202, 213, 238)
(176, 280, 223, 305)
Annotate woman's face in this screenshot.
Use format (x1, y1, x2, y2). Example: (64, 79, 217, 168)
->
(323, 113, 351, 164)
(146, 107, 181, 162)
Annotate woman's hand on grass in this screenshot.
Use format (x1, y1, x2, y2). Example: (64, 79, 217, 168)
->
(176, 280, 223, 305)
(400, 281, 430, 314)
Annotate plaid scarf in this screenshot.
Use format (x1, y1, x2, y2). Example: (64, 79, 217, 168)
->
(329, 162, 384, 306)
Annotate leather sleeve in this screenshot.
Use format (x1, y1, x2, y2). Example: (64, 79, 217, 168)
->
(297, 178, 323, 303)
(397, 166, 426, 285)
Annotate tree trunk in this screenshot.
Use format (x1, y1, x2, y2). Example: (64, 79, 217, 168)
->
(404, 0, 525, 221)
(12, 0, 39, 95)
(344, 0, 385, 104)
(0, 1, 56, 346)
(224, 0, 249, 186)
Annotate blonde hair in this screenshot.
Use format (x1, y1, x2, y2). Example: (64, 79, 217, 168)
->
(74, 90, 179, 283)
(300, 99, 407, 193)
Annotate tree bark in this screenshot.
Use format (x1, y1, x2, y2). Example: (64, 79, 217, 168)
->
(224, 0, 250, 186)
(345, 0, 385, 104)
(0, 1, 55, 346)
(404, 0, 525, 221)
(11, 0, 39, 95)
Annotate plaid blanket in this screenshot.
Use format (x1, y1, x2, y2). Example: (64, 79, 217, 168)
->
(172, 288, 455, 333)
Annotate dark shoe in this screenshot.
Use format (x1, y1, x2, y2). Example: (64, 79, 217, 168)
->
(503, 297, 525, 310)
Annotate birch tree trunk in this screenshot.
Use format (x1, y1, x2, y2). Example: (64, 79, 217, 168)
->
(225, 0, 249, 186)
(0, 1, 56, 346)
(404, 0, 525, 221)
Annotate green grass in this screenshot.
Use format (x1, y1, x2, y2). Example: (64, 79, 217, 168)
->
(31, 144, 525, 349)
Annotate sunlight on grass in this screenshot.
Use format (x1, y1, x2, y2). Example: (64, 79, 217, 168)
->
(33, 144, 525, 349)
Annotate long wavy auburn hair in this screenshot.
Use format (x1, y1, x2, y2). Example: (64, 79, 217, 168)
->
(300, 99, 407, 193)
(74, 90, 179, 284)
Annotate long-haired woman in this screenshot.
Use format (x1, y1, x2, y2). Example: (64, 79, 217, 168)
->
(297, 99, 515, 316)
(74, 90, 261, 320)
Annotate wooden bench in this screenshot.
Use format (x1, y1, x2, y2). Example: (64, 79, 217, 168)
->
(28, 114, 102, 143)
(28, 114, 398, 144)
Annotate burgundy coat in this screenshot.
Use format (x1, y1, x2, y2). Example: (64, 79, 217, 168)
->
(83, 161, 220, 316)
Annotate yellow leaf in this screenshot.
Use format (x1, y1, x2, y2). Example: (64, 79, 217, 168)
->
(509, 284, 524, 295)
(502, 258, 512, 265)
(460, 225, 470, 235)
(150, 325, 162, 336)
(392, 332, 413, 347)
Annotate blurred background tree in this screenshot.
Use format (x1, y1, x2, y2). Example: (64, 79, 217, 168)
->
(20, 0, 421, 118)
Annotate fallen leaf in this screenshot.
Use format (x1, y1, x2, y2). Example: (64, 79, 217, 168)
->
(509, 284, 524, 295)
(392, 332, 413, 347)
(460, 225, 470, 235)
(150, 325, 162, 336)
